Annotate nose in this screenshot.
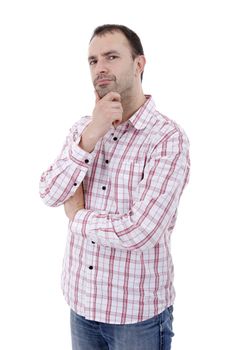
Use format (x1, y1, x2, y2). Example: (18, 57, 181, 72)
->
(95, 59, 109, 75)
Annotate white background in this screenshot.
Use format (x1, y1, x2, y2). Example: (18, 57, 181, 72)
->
(0, 0, 232, 349)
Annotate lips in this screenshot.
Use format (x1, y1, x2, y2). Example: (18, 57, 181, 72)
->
(94, 75, 116, 86)
(96, 79, 112, 85)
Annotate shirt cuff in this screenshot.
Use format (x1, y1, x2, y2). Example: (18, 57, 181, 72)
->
(69, 138, 93, 167)
(71, 209, 113, 245)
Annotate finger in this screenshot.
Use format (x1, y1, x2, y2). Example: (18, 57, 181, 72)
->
(109, 101, 123, 109)
(102, 91, 121, 102)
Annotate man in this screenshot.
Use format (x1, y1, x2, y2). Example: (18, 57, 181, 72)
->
(40, 24, 190, 350)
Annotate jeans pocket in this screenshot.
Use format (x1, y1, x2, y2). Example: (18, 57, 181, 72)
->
(168, 305, 174, 321)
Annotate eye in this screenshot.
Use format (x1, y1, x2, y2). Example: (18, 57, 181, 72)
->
(108, 55, 118, 61)
(89, 59, 97, 66)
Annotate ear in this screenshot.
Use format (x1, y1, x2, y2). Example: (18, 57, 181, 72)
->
(135, 55, 146, 77)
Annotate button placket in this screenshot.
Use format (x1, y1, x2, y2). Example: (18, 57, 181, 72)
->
(87, 238, 98, 273)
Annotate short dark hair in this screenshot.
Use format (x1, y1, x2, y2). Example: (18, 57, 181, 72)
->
(90, 24, 145, 80)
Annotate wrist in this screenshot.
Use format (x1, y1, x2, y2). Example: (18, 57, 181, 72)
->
(78, 120, 108, 152)
(70, 205, 84, 221)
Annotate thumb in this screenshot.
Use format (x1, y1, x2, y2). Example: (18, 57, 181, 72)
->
(113, 119, 121, 129)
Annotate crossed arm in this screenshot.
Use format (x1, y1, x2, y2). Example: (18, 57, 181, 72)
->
(64, 183, 85, 220)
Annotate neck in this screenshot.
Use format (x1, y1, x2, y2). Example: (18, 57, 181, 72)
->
(121, 87, 146, 123)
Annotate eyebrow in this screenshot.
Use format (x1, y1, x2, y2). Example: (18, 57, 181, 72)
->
(88, 50, 120, 62)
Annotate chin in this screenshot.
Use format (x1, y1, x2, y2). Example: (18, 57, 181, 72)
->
(96, 82, 119, 98)
(98, 87, 115, 98)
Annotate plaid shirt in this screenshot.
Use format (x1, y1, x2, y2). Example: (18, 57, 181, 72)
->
(40, 96, 190, 324)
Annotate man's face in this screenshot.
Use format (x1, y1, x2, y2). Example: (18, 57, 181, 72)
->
(88, 31, 139, 99)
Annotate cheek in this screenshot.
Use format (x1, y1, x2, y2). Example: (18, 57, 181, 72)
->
(90, 70, 95, 83)
(120, 67, 135, 82)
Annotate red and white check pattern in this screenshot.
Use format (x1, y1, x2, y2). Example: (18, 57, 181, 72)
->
(40, 96, 190, 324)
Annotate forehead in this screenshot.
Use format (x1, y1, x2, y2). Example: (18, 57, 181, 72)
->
(88, 31, 131, 56)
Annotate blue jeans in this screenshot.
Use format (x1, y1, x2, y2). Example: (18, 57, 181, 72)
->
(70, 306, 174, 350)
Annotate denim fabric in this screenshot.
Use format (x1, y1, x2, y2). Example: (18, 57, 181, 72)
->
(70, 306, 174, 350)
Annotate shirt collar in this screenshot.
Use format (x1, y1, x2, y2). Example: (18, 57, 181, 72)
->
(128, 95, 156, 130)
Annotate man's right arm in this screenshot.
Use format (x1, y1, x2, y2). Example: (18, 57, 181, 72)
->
(39, 117, 94, 207)
(39, 92, 123, 207)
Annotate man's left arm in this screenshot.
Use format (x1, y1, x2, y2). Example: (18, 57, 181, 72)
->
(66, 130, 190, 251)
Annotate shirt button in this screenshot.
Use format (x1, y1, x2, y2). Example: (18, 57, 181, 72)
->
(85, 159, 89, 163)
(74, 182, 77, 186)
(102, 186, 106, 190)
(91, 241, 95, 244)
(113, 137, 118, 141)
(89, 266, 93, 270)
(105, 160, 109, 164)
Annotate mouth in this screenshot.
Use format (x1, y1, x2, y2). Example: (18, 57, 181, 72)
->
(94, 75, 116, 87)
(96, 79, 113, 86)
